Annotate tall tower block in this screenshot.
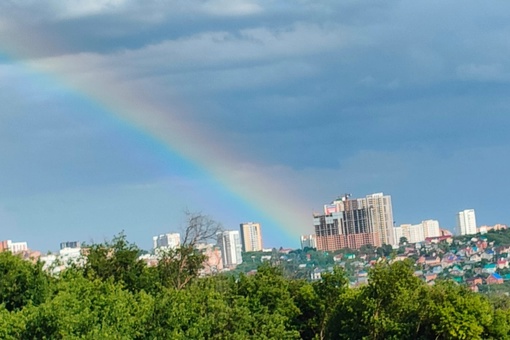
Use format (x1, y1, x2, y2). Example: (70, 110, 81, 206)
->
(240, 222, 263, 252)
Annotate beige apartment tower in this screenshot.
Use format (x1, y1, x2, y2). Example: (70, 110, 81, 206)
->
(240, 222, 263, 252)
(313, 192, 396, 251)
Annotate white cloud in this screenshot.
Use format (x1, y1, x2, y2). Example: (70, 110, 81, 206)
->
(48, 0, 129, 19)
(23, 21, 351, 101)
(202, 0, 263, 16)
(118, 23, 348, 73)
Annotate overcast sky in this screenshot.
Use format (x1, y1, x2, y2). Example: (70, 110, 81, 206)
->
(1, 1, 510, 251)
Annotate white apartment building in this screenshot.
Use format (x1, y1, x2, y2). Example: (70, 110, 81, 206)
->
(1, 240, 28, 253)
(300, 234, 317, 249)
(394, 219, 441, 244)
(217, 230, 243, 268)
(456, 209, 477, 236)
(40, 246, 84, 275)
(153, 233, 181, 250)
(422, 219, 441, 238)
(408, 223, 425, 244)
(394, 225, 405, 245)
(395, 224, 424, 244)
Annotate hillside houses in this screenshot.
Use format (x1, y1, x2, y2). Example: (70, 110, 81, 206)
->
(313, 232, 510, 291)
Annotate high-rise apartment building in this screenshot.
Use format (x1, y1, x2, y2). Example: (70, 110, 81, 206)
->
(217, 230, 243, 268)
(314, 195, 378, 251)
(240, 222, 263, 252)
(457, 209, 477, 236)
(300, 234, 317, 249)
(153, 233, 181, 250)
(314, 193, 394, 251)
(363, 193, 394, 246)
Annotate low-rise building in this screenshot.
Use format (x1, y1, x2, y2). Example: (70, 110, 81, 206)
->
(482, 263, 497, 274)
(486, 273, 504, 285)
(0, 240, 28, 254)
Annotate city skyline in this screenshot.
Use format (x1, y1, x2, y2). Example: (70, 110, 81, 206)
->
(1, 2, 510, 251)
(0, 190, 506, 253)
(1, 200, 506, 254)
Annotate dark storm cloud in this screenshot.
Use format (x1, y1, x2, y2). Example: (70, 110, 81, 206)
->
(3, 0, 510, 173)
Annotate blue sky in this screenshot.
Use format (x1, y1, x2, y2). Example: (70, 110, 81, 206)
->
(1, 1, 510, 251)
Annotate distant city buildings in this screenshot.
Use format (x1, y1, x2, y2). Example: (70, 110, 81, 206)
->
(457, 209, 477, 236)
(40, 244, 84, 275)
(394, 220, 441, 244)
(60, 241, 80, 249)
(240, 222, 263, 252)
(196, 243, 224, 275)
(217, 230, 243, 268)
(478, 224, 507, 234)
(395, 224, 423, 244)
(313, 193, 395, 251)
(0, 240, 28, 254)
(152, 233, 181, 250)
(300, 234, 317, 249)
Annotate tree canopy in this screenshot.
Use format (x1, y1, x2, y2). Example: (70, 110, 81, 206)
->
(1, 234, 510, 339)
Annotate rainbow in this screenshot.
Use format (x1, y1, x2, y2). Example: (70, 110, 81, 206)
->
(0, 47, 312, 247)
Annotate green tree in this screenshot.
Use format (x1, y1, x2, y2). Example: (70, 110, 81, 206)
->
(376, 244, 393, 257)
(422, 281, 494, 340)
(0, 305, 25, 339)
(326, 260, 427, 339)
(0, 252, 50, 311)
(233, 263, 300, 338)
(81, 232, 152, 293)
(313, 267, 348, 339)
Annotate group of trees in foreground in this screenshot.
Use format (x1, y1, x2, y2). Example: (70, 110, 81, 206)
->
(2, 234, 510, 339)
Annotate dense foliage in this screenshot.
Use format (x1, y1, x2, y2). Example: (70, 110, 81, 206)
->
(2, 235, 510, 339)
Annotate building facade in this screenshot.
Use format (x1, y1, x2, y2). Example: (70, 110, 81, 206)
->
(408, 224, 425, 244)
(217, 230, 243, 268)
(394, 219, 442, 244)
(457, 209, 477, 236)
(478, 224, 507, 234)
(300, 234, 317, 249)
(314, 193, 394, 251)
(152, 233, 181, 250)
(363, 193, 395, 247)
(0, 240, 28, 253)
(422, 220, 441, 238)
(60, 241, 81, 249)
(240, 222, 263, 252)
